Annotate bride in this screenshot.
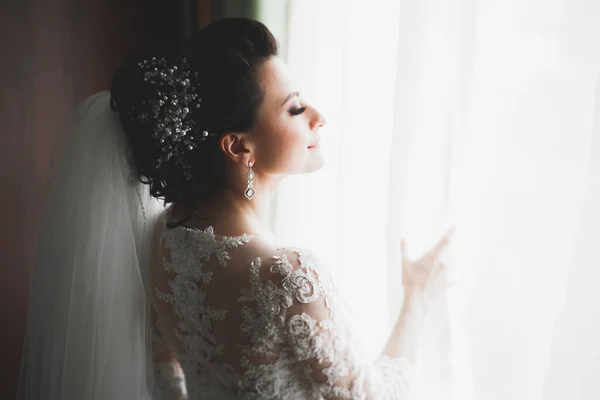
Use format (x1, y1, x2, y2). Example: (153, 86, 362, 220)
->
(18, 18, 454, 400)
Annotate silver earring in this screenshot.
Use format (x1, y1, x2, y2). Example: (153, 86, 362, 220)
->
(244, 161, 256, 200)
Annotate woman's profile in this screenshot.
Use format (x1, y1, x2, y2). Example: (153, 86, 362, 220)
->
(18, 18, 454, 400)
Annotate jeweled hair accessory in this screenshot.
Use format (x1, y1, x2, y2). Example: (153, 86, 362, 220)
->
(134, 56, 216, 180)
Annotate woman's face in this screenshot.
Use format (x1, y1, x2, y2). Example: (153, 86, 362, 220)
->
(248, 57, 326, 176)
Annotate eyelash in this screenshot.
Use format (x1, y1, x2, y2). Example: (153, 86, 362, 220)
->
(289, 106, 307, 116)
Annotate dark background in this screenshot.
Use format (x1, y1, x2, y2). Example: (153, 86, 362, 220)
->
(0, 0, 258, 396)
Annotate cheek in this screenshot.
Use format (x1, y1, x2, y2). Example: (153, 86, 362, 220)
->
(257, 122, 308, 172)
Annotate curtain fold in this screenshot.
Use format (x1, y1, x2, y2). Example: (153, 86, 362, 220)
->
(280, 0, 600, 399)
(541, 73, 600, 400)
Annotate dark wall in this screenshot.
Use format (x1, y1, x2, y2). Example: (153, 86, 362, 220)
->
(0, 0, 209, 396)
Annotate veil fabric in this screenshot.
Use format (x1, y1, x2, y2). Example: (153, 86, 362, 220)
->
(17, 91, 165, 399)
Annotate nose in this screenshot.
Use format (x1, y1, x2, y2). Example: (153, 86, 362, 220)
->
(310, 106, 326, 130)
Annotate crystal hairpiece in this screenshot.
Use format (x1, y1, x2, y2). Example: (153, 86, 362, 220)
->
(134, 56, 216, 181)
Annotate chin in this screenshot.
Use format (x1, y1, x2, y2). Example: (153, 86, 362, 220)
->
(303, 153, 325, 173)
(287, 150, 325, 175)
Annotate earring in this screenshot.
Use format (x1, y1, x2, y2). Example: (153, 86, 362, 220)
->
(244, 161, 256, 200)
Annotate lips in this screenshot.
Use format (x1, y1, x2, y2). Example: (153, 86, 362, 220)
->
(308, 139, 321, 149)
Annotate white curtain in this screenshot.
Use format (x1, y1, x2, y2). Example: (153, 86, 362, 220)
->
(275, 0, 600, 399)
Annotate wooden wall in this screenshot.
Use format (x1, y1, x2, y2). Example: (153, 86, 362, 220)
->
(0, 0, 211, 396)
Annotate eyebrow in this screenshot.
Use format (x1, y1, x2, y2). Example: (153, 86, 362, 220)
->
(282, 91, 300, 106)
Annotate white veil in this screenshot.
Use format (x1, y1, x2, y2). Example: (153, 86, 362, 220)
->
(17, 91, 165, 399)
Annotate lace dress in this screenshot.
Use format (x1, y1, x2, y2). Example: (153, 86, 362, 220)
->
(149, 211, 416, 400)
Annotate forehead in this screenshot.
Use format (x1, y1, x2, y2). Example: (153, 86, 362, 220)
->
(256, 57, 295, 106)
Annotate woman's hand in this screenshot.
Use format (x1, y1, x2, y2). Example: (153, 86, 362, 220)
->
(401, 227, 455, 304)
(383, 228, 456, 361)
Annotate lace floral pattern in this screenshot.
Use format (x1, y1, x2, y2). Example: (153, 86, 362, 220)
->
(244, 248, 367, 399)
(151, 224, 415, 399)
(156, 226, 252, 354)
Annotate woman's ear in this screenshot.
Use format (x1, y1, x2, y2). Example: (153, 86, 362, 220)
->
(219, 132, 253, 165)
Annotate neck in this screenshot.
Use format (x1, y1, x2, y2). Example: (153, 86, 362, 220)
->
(218, 185, 273, 230)
(176, 174, 283, 240)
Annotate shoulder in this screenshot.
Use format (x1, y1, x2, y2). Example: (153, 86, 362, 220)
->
(240, 242, 338, 312)
(240, 241, 326, 283)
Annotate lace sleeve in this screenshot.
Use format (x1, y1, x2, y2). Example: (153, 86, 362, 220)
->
(151, 306, 188, 400)
(273, 249, 416, 400)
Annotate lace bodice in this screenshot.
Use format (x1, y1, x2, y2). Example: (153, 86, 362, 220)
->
(149, 212, 415, 400)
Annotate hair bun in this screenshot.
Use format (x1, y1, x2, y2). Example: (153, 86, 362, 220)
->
(111, 18, 278, 207)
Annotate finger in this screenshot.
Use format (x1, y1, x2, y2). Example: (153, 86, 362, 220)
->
(427, 227, 455, 260)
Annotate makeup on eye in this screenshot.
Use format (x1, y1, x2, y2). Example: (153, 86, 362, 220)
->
(283, 91, 306, 116)
(288, 105, 307, 116)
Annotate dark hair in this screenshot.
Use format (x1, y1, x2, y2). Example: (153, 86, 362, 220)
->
(110, 18, 278, 208)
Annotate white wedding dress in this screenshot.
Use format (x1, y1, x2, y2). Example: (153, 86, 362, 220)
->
(17, 92, 415, 400)
(150, 207, 416, 399)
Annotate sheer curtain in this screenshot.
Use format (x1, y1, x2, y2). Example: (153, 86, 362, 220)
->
(275, 0, 600, 399)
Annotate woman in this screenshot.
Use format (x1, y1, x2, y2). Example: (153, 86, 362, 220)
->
(18, 18, 453, 400)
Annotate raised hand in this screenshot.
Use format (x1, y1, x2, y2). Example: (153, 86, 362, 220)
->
(400, 227, 455, 302)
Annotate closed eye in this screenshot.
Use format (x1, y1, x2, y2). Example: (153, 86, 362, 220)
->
(289, 106, 307, 116)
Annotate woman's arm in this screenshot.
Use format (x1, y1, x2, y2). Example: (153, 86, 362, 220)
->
(151, 307, 188, 400)
(382, 294, 428, 364)
(242, 248, 419, 400)
(382, 229, 455, 364)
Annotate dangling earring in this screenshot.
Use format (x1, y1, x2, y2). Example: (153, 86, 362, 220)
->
(244, 161, 256, 200)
